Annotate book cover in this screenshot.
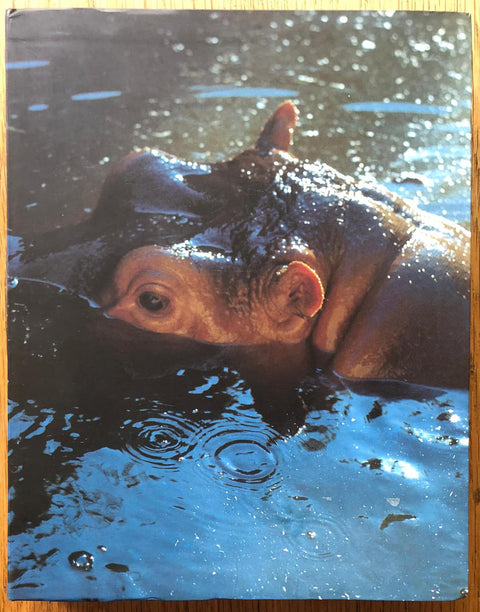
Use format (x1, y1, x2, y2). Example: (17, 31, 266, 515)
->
(6, 9, 471, 601)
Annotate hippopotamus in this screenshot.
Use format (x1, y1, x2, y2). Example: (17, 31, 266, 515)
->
(9, 102, 470, 390)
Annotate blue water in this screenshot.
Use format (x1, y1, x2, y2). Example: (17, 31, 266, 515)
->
(6, 9, 470, 602)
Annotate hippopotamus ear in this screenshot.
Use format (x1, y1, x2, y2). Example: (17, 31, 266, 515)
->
(255, 100, 298, 154)
(184, 101, 299, 199)
(266, 261, 324, 341)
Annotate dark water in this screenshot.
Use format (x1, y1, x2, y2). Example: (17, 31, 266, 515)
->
(7, 10, 470, 601)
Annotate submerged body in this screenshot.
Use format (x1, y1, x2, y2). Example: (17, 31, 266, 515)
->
(10, 102, 470, 389)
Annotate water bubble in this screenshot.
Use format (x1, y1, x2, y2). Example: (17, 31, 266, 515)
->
(68, 550, 94, 571)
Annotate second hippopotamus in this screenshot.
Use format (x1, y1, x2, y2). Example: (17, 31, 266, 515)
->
(100, 102, 470, 389)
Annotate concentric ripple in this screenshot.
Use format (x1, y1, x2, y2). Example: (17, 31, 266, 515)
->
(214, 439, 276, 484)
(293, 515, 347, 560)
(122, 413, 199, 470)
(276, 506, 348, 561)
(197, 417, 282, 492)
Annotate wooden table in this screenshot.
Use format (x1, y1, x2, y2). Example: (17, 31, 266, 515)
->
(1, 1, 478, 611)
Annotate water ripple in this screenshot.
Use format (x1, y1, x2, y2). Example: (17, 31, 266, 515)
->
(275, 501, 348, 561)
(294, 515, 347, 560)
(197, 418, 282, 492)
(122, 413, 199, 470)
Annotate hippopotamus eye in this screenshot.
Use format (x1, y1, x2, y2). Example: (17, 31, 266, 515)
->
(138, 291, 170, 313)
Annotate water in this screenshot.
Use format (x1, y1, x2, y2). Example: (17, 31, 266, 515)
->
(7, 10, 470, 601)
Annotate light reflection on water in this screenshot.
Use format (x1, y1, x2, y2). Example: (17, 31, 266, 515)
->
(343, 101, 452, 115)
(6, 59, 50, 69)
(71, 91, 122, 101)
(8, 359, 468, 600)
(192, 86, 300, 98)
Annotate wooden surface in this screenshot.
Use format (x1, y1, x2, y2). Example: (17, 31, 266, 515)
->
(1, 0, 478, 611)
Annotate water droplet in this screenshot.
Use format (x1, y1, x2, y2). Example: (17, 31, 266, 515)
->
(68, 551, 94, 571)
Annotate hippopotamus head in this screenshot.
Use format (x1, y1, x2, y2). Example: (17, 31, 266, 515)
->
(98, 102, 330, 348)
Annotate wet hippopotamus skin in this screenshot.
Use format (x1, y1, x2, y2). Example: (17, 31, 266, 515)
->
(10, 102, 470, 389)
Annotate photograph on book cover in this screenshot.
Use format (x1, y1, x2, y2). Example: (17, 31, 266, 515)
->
(6, 9, 471, 602)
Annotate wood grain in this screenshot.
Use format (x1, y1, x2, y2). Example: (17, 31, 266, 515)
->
(1, 0, 478, 611)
